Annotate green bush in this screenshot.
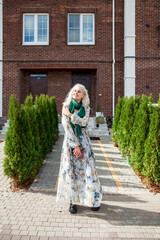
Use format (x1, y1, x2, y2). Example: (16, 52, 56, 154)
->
(158, 94, 160, 106)
(113, 93, 160, 186)
(3, 94, 58, 186)
(95, 116, 105, 124)
(16, 104, 39, 182)
(41, 95, 53, 152)
(143, 105, 160, 185)
(3, 95, 21, 179)
(24, 95, 42, 168)
(50, 96, 59, 135)
(129, 95, 151, 172)
(34, 95, 48, 158)
(111, 96, 123, 144)
(116, 96, 127, 148)
(116, 96, 139, 155)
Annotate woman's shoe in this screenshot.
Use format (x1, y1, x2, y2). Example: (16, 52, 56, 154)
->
(69, 203, 77, 214)
(91, 206, 100, 211)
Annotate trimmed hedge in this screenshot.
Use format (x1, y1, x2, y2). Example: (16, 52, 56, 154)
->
(129, 95, 152, 172)
(143, 105, 160, 184)
(111, 96, 123, 144)
(3, 94, 58, 185)
(116, 96, 140, 156)
(112, 94, 160, 186)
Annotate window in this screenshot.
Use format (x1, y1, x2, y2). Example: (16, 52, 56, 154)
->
(23, 14, 49, 45)
(68, 14, 95, 45)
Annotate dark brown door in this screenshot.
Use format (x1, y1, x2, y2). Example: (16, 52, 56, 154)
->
(72, 72, 91, 98)
(29, 74, 48, 100)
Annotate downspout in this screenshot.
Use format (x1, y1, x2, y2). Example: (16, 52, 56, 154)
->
(112, 0, 115, 118)
(0, 0, 3, 117)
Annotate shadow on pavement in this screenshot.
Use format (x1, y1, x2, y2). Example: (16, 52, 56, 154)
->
(28, 189, 160, 227)
(75, 202, 160, 227)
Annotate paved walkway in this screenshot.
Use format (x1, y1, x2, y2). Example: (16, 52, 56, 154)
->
(0, 135, 160, 240)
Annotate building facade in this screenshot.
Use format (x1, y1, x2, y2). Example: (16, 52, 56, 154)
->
(0, 0, 159, 118)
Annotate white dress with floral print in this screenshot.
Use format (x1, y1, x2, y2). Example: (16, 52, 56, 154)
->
(56, 106, 103, 207)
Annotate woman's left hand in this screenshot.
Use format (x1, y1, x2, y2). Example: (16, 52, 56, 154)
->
(63, 106, 72, 118)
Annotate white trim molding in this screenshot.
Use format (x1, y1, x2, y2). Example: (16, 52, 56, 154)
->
(124, 0, 136, 97)
(0, 0, 3, 117)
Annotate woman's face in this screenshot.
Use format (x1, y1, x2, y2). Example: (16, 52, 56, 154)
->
(72, 87, 85, 103)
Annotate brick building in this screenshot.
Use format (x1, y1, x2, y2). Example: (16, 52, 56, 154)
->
(0, 0, 159, 119)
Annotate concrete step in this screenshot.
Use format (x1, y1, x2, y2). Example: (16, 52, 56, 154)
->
(0, 120, 9, 134)
(0, 118, 109, 136)
(58, 117, 109, 136)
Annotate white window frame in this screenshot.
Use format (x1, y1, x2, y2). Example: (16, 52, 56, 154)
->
(23, 13, 49, 45)
(67, 13, 95, 45)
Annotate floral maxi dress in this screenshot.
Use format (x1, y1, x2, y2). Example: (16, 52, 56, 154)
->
(56, 106, 103, 207)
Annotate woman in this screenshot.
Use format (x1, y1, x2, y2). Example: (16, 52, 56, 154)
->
(56, 84, 102, 214)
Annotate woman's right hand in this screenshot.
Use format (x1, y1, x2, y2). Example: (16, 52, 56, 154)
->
(73, 145, 81, 157)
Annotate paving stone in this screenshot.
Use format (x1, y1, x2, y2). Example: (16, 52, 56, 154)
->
(10, 231, 20, 236)
(20, 237, 31, 240)
(29, 237, 39, 240)
(1, 231, 12, 236)
(1, 136, 160, 240)
(2, 226, 12, 231)
(39, 237, 48, 240)
(11, 236, 21, 240)
(1, 235, 12, 240)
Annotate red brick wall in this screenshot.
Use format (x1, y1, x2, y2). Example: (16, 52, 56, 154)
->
(48, 70, 71, 115)
(115, 0, 124, 108)
(3, 62, 20, 113)
(20, 70, 29, 105)
(136, 0, 160, 103)
(3, 0, 124, 117)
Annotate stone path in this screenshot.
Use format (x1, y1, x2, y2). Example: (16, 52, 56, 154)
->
(0, 141, 11, 192)
(0, 135, 160, 240)
(30, 136, 63, 192)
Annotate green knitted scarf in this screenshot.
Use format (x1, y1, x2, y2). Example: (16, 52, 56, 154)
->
(69, 98, 85, 136)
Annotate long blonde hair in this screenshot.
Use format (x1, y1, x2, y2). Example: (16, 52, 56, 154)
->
(63, 84, 90, 108)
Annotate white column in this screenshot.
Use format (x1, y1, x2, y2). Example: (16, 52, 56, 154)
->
(0, 0, 3, 116)
(124, 0, 135, 97)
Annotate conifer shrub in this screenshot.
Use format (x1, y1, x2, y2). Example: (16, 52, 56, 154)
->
(142, 105, 160, 185)
(48, 97, 56, 145)
(16, 104, 39, 182)
(113, 93, 160, 186)
(41, 95, 51, 152)
(44, 95, 54, 152)
(3, 95, 21, 179)
(116, 96, 128, 148)
(4, 96, 41, 184)
(3, 94, 59, 186)
(116, 96, 135, 155)
(50, 96, 59, 135)
(129, 95, 151, 172)
(24, 95, 42, 169)
(158, 94, 160, 107)
(111, 96, 123, 145)
(34, 95, 48, 158)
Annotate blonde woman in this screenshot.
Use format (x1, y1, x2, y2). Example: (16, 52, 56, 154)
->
(56, 84, 102, 213)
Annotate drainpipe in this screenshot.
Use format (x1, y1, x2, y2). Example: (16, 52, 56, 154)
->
(0, 0, 3, 117)
(112, 0, 115, 118)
